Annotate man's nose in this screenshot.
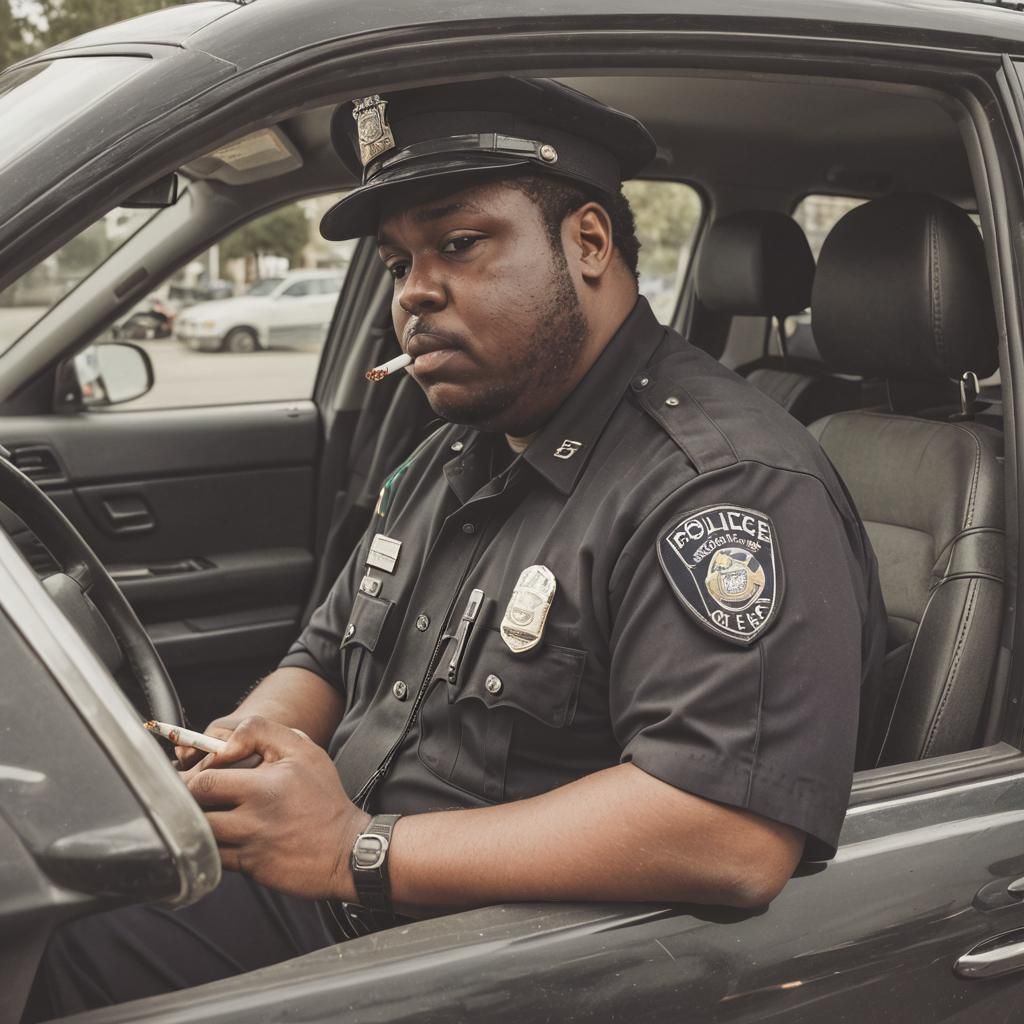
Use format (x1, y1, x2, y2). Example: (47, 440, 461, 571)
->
(398, 259, 446, 316)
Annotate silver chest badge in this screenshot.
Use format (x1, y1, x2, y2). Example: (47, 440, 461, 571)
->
(500, 565, 556, 654)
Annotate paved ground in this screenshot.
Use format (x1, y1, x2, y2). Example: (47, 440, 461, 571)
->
(129, 338, 322, 409)
(0, 308, 322, 408)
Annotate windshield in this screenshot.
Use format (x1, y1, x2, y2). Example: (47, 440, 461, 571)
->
(0, 57, 149, 175)
(246, 278, 284, 296)
(0, 205, 157, 356)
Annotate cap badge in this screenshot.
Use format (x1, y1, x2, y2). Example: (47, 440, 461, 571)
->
(352, 95, 396, 167)
(500, 565, 557, 654)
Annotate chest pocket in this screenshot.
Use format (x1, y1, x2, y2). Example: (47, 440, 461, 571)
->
(340, 593, 393, 699)
(417, 623, 586, 803)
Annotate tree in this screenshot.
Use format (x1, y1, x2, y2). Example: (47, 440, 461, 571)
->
(220, 206, 311, 280)
(1, 1, 32, 69)
(3, 0, 181, 69)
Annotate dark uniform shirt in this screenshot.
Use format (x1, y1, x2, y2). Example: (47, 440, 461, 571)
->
(281, 297, 886, 859)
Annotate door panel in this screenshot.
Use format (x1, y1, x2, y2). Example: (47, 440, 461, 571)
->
(0, 400, 319, 724)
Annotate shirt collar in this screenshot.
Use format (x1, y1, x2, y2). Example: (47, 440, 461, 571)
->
(523, 296, 666, 495)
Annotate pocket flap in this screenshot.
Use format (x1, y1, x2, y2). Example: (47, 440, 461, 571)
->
(340, 593, 393, 653)
(456, 628, 586, 728)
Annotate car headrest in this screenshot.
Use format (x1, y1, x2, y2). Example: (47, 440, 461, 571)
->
(812, 194, 998, 381)
(695, 209, 814, 317)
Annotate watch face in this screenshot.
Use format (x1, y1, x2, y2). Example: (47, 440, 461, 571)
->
(353, 833, 388, 871)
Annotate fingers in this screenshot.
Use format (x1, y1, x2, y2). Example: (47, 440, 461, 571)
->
(204, 809, 256, 846)
(208, 715, 303, 768)
(186, 761, 263, 808)
(174, 721, 238, 768)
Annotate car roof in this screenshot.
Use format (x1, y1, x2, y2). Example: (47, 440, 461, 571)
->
(0, 0, 1012, 285)
(32, 0, 1024, 65)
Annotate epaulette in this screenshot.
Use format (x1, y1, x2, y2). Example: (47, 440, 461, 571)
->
(630, 350, 740, 476)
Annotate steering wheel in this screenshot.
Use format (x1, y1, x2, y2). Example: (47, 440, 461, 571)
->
(0, 450, 183, 725)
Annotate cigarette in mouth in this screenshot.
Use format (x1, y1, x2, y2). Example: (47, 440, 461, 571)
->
(365, 352, 412, 382)
(145, 720, 227, 754)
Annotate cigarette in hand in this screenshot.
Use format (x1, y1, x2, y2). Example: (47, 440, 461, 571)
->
(145, 720, 226, 753)
(365, 352, 412, 382)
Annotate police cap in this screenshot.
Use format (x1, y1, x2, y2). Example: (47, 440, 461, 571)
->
(320, 77, 657, 240)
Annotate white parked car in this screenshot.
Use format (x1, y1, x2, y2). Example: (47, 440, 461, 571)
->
(174, 270, 343, 352)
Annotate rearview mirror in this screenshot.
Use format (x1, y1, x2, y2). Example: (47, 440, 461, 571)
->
(55, 342, 154, 410)
(121, 172, 180, 209)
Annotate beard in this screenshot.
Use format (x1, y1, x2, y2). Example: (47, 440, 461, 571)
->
(430, 245, 590, 433)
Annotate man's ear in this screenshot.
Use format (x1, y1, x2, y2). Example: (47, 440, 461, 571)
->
(565, 201, 615, 283)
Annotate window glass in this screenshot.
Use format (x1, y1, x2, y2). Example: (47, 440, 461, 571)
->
(787, 195, 866, 347)
(622, 180, 703, 324)
(104, 195, 354, 410)
(792, 194, 866, 259)
(0, 205, 156, 355)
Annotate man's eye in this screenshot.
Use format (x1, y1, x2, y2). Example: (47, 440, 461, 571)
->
(440, 235, 480, 254)
(387, 262, 408, 281)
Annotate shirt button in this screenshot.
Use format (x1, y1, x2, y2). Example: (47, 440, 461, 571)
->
(392, 680, 408, 701)
(665, 396, 680, 407)
(415, 613, 430, 631)
(344, 623, 355, 640)
(451, 441, 465, 452)
(461, 522, 476, 535)
(485, 674, 503, 695)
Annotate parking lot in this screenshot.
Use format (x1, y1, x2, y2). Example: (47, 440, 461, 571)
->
(129, 337, 322, 409)
(0, 308, 322, 408)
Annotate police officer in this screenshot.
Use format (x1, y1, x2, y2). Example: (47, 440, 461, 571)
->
(27, 77, 885, 1016)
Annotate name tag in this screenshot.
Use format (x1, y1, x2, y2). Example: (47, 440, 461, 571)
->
(367, 534, 402, 574)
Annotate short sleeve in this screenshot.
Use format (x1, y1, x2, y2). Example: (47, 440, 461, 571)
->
(609, 461, 869, 859)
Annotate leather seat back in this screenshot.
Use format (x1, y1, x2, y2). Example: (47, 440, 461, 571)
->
(695, 209, 863, 423)
(810, 193, 1003, 768)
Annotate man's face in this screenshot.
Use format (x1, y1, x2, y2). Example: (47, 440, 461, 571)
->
(376, 179, 589, 435)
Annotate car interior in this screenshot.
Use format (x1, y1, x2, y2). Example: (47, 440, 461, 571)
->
(2, 42, 1020, 1018)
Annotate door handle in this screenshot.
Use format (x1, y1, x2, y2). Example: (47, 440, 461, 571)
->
(101, 495, 155, 534)
(955, 928, 1024, 979)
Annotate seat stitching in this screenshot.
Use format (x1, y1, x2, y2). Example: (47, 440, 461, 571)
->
(875, 584, 943, 766)
(929, 213, 946, 367)
(922, 577, 979, 757)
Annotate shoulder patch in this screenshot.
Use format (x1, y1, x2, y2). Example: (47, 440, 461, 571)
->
(657, 504, 783, 646)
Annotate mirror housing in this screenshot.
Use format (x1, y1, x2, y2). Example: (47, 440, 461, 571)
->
(121, 172, 180, 209)
(55, 342, 154, 411)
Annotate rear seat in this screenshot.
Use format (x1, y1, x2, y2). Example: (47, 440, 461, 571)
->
(694, 208, 866, 423)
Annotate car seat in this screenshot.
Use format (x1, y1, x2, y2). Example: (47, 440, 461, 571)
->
(809, 193, 1004, 768)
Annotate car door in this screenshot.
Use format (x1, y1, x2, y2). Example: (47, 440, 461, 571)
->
(0, 200, 371, 729)
(269, 277, 323, 347)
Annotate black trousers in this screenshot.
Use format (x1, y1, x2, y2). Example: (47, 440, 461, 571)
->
(23, 872, 341, 1021)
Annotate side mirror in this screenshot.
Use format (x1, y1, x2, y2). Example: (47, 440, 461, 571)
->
(55, 342, 154, 410)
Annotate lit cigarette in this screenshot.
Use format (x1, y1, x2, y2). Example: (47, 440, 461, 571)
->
(365, 352, 412, 382)
(145, 720, 226, 754)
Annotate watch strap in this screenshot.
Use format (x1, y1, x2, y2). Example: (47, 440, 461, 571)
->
(350, 813, 401, 913)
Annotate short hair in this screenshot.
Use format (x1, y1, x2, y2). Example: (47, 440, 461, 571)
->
(503, 172, 641, 279)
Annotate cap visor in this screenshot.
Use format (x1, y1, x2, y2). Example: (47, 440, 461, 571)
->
(320, 155, 535, 240)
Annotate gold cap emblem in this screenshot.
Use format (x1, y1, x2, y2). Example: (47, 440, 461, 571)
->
(352, 95, 396, 168)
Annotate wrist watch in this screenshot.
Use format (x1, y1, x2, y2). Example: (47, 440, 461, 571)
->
(350, 813, 401, 913)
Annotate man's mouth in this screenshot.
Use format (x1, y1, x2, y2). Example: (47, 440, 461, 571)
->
(405, 329, 466, 373)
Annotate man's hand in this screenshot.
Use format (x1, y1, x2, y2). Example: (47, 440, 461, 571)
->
(175, 667, 347, 768)
(184, 716, 369, 900)
(174, 717, 241, 769)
